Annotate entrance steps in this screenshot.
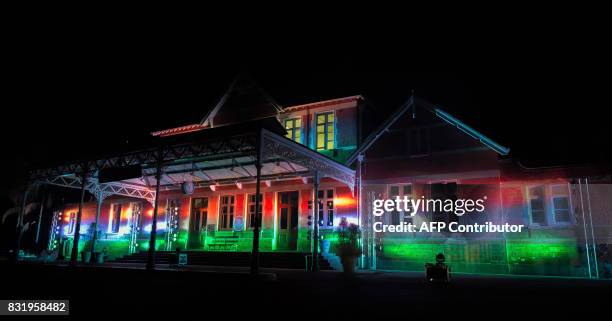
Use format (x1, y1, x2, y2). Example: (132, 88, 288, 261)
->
(109, 251, 335, 270)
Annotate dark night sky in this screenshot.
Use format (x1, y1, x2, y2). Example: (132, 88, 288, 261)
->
(3, 24, 611, 198)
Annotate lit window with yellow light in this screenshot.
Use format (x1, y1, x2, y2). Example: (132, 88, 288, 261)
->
(316, 112, 334, 151)
(284, 118, 302, 143)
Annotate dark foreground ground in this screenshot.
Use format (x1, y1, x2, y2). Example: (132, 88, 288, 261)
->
(1, 262, 610, 319)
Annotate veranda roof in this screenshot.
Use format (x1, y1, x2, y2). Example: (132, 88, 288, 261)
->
(31, 118, 355, 203)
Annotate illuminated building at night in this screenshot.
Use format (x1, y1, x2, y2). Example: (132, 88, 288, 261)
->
(33, 78, 611, 278)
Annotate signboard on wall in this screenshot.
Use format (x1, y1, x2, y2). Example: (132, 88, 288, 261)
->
(178, 253, 188, 266)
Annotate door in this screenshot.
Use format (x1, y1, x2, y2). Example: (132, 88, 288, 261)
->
(277, 191, 299, 251)
(188, 197, 208, 249)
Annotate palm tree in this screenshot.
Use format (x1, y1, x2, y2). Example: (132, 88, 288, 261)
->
(2, 183, 41, 260)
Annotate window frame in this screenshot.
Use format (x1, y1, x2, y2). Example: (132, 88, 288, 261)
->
(284, 117, 302, 143)
(218, 195, 236, 230)
(527, 185, 547, 226)
(526, 184, 573, 227)
(550, 184, 573, 225)
(387, 184, 414, 226)
(315, 111, 335, 151)
(246, 193, 263, 229)
(317, 188, 335, 228)
(190, 197, 208, 232)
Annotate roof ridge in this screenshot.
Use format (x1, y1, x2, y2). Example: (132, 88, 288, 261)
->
(281, 95, 363, 112)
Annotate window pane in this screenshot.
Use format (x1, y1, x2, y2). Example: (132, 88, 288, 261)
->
(528, 186, 546, 224)
(530, 198, 544, 211)
(403, 185, 412, 195)
(391, 211, 400, 225)
(328, 113, 334, 122)
(285, 120, 293, 129)
(389, 186, 400, 197)
(295, 118, 301, 127)
(553, 197, 569, 210)
(194, 212, 200, 232)
(553, 197, 570, 223)
(280, 208, 288, 229)
(532, 210, 546, 224)
(317, 134, 325, 149)
(317, 115, 325, 124)
(555, 210, 570, 222)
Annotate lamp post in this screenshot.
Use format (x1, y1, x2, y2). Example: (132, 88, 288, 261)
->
(312, 171, 320, 272)
(70, 167, 88, 266)
(250, 129, 263, 275)
(146, 149, 163, 271)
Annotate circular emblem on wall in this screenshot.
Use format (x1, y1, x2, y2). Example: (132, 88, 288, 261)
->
(234, 217, 244, 231)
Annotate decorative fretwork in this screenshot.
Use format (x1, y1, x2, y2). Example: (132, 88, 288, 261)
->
(261, 129, 356, 192)
(29, 134, 257, 180)
(31, 128, 355, 197)
(40, 175, 156, 204)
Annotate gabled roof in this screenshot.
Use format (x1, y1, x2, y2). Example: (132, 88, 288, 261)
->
(346, 95, 510, 165)
(151, 75, 283, 137)
(200, 74, 283, 127)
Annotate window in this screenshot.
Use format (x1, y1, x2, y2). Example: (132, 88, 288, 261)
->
(387, 184, 413, 226)
(431, 182, 458, 225)
(317, 189, 335, 227)
(409, 128, 429, 155)
(219, 195, 235, 230)
(551, 185, 571, 224)
(247, 194, 262, 228)
(316, 112, 334, 151)
(528, 186, 546, 225)
(527, 184, 573, 226)
(110, 204, 122, 233)
(191, 198, 208, 232)
(284, 118, 302, 143)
